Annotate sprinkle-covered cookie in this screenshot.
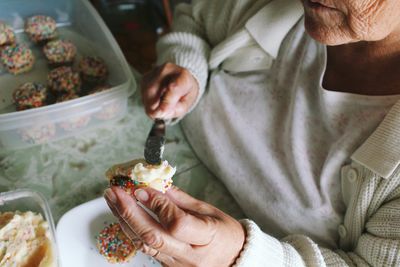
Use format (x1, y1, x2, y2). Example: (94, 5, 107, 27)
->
(25, 15, 57, 44)
(43, 39, 77, 66)
(13, 82, 48, 110)
(0, 44, 35, 74)
(96, 222, 136, 263)
(48, 66, 81, 94)
(0, 22, 15, 47)
(78, 56, 108, 83)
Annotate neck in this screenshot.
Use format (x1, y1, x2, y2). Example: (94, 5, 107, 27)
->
(329, 30, 400, 65)
(324, 31, 400, 95)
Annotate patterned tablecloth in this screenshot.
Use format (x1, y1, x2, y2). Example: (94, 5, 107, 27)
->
(0, 75, 243, 222)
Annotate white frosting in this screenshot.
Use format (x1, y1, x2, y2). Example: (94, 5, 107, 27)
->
(129, 160, 176, 183)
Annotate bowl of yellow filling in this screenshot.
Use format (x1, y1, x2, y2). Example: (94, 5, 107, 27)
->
(0, 189, 58, 267)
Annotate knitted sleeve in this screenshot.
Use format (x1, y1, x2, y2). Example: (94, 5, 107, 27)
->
(155, 0, 266, 116)
(234, 219, 399, 266)
(234, 186, 400, 266)
(156, 1, 217, 114)
(234, 220, 352, 266)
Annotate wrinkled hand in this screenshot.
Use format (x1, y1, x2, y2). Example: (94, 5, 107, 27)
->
(141, 63, 199, 120)
(104, 186, 245, 267)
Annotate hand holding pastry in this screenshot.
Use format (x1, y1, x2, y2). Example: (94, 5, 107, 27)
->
(104, 186, 245, 267)
(141, 62, 199, 120)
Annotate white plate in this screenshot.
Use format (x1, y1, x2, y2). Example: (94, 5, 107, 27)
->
(56, 197, 162, 267)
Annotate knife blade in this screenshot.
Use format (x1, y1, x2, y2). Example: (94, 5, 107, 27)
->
(144, 119, 166, 165)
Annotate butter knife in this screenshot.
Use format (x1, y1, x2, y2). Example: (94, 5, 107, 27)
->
(144, 119, 166, 165)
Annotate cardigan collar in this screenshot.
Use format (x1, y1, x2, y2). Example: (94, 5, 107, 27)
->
(245, 0, 304, 58)
(351, 100, 400, 179)
(209, 0, 303, 70)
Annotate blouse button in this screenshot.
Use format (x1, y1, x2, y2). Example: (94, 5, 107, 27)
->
(347, 168, 358, 183)
(338, 225, 347, 238)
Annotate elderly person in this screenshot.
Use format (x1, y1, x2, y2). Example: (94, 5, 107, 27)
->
(104, 0, 400, 266)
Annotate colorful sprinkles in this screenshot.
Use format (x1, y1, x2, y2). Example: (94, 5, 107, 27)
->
(13, 82, 47, 110)
(43, 39, 77, 64)
(79, 56, 108, 82)
(0, 22, 15, 46)
(48, 66, 81, 93)
(96, 222, 136, 263)
(0, 44, 34, 74)
(25, 15, 57, 43)
(110, 175, 146, 196)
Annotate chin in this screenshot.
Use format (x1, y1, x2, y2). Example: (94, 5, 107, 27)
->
(304, 16, 353, 46)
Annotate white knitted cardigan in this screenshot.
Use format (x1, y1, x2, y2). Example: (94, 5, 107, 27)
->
(156, 0, 400, 265)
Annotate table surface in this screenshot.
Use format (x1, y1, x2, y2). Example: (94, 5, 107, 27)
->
(0, 73, 243, 223)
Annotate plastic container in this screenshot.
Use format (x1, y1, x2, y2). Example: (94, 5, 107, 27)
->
(0, 189, 59, 266)
(0, 0, 135, 150)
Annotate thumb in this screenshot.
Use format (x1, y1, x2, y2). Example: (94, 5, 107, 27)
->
(135, 187, 217, 245)
(107, 187, 188, 258)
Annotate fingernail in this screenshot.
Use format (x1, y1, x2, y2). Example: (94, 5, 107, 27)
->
(134, 189, 149, 202)
(150, 103, 158, 110)
(104, 188, 117, 205)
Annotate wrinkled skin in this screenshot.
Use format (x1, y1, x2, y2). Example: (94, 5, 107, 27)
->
(105, 187, 245, 267)
(303, 0, 400, 45)
(303, 0, 400, 95)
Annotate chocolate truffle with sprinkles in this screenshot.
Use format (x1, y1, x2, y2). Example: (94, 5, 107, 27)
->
(0, 44, 35, 75)
(79, 56, 108, 83)
(48, 66, 81, 94)
(43, 39, 77, 67)
(13, 82, 48, 110)
(0, 22, 15, 47)
(96, 222, 136, 263)
(25, 15, 57, 44)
